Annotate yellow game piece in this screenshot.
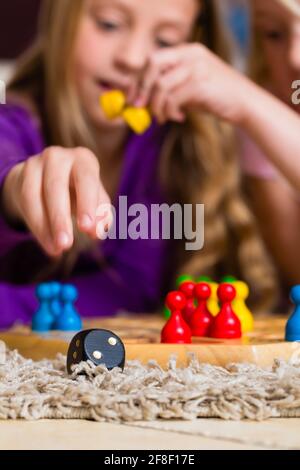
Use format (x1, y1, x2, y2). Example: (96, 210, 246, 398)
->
(231, 281, 254, 333)
(100, 90, 126, 119)
(122, 107, 152, 135)
(207, 282, 219, 316)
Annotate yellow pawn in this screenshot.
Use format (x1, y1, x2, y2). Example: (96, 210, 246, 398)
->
(100, 90, 126, 119)
(122, 107, 152, 135)
(207, 282, 219, 316)
(232, 281, 254, 333)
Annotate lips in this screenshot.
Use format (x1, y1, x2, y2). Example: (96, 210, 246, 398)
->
(99, 80, 114, 91)
(97, 79, 129, 96)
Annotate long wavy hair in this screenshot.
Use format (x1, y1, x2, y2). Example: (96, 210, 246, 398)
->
(8, 0, 277, 310)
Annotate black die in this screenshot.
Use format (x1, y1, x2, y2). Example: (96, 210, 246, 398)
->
(67, 329, 126, 374)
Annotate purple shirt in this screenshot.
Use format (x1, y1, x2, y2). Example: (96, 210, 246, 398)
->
(0, 103, 171, 329)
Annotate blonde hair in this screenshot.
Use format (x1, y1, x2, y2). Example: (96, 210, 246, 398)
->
(9, 0, 277, 310)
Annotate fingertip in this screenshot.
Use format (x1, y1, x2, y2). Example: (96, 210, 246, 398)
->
(56, 231, 72, 250)
(175, 115, 185, 123)
(78, 214, 94, 231)
(43, 240, 62, 259)
(134, 96, 146, 107)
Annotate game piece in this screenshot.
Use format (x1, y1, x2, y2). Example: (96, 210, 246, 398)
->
(189, 282, 213, 337)
(163, 305, 171, 320)
(178, 280, 196, 323)
(285, 285, 300, 342)
(176, 274, 194, 288)
(209, 283, 242, 339)
(207, 281, 219, 316)
(232, 281, 254, 333)
(100, 90, 126, 119)
(161, 291, 191, 344)
(196, 275, 212, 283)
(196, 276, 219, 316)
(100, 90, 152, 134)
(221, 275, 237, 283)
(67, 329, 126, 374)
(220, 277, 254, 333)
(122, 107, 152, 134)
(163, 274, 194, 319)
(32, 283, 54, 333)
(53, 284, 82, 332)
(49, 281, 62, 319)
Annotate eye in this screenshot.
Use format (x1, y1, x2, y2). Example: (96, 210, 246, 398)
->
(263, 30, 285, 41)
(156, 38, 177, 49)
(96, 19, 120, 32)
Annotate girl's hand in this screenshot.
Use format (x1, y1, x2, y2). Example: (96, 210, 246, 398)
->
(138, 44, 252, 125)
(2, 147, 111, 257)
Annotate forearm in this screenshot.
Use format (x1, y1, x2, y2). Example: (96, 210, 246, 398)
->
(245, 177, 300, 286)
(240, 81, 300, 191)
(0, 164, 33, 257)
(1, 163, 23, 226)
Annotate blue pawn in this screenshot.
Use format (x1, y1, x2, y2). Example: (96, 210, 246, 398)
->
(54, 284, 82, 331)
(32, 283, 54, 333)
(49, 282, 62, 319)
(285, 285, 300, 342)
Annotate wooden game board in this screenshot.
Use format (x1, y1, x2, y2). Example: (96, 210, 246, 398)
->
(0, 315, 299, 368)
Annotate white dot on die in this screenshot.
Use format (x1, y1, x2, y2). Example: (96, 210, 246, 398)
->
(108, 337, 117, 346)
(93, 350, 102, 360)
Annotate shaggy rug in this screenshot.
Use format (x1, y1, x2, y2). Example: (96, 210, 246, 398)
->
(1, 342, 300, 422)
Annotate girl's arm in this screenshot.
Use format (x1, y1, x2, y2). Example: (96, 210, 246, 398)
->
(139, 44, 300, 191)
(1, 146, 112, 258)
(245, 177, 300, 286)
(136, 44, 300, 285)
(239, 83, 300, 192)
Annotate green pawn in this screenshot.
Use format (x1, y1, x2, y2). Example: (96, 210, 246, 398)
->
(196, 275, 213, 283)
(175, 274, 194, 288)
(163, 305, 171, 319)
(221, 275, 237, 283)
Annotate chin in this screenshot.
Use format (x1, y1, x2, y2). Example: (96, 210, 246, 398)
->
(96, 113, 127, 131)
(88, 104, 127, 131)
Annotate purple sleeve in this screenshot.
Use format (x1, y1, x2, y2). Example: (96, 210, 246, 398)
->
(0, 104, 44, 256)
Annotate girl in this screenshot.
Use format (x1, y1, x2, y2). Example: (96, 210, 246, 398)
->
(0, 0, 298, 328)
(239, 0, 300, 288)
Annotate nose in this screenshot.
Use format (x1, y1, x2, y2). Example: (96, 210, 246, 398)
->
(289, 22, 300, 71)
(115, 29, 150, 73)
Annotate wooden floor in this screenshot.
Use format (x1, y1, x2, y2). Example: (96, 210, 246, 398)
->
(0, 418, 299, 450)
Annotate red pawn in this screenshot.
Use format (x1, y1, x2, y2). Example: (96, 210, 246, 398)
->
(209, 283, 242, 339)
(161, 291, 192, 344)
(189, 282, 213, 337)
(179, 281, 196, 324)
